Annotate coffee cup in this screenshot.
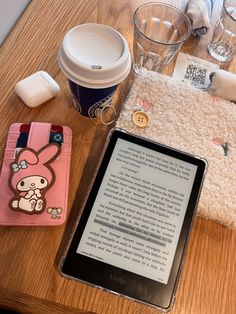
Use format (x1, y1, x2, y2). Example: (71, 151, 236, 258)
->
(58, 23, 131, 120)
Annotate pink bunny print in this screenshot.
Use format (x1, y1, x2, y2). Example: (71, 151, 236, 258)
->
(9, 144, 60, 214)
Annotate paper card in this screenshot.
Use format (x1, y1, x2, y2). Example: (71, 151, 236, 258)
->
(172, 52, 219, 89)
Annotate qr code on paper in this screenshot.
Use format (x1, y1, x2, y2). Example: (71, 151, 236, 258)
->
(184, 64, 207, 87)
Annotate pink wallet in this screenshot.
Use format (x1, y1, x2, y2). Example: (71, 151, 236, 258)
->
(0, 122, 72, 226)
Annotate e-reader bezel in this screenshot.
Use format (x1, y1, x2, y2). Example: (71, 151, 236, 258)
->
(60, 129, 207, 311)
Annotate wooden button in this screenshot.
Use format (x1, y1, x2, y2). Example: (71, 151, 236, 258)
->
(132, 111, 149, 128)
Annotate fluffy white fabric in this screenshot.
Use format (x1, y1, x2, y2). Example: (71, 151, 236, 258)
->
(116, 72, 236, 229)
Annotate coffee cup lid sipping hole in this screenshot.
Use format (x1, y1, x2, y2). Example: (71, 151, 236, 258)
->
(91, 65, 103, 69)
(58, 23, 131, 89)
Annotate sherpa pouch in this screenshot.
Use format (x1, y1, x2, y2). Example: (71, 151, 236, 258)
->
(0, 122, 72, 226)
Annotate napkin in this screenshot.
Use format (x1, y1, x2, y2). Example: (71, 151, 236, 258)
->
(208, 69, 236, 101)
(186, 0, 213, 36)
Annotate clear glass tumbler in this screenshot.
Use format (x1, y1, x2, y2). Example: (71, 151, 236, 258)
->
(133, 2, 191, 74)
(208, 0, 236, 62)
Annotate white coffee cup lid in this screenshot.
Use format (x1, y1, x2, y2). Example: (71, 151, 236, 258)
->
(58, 23, 131, 89)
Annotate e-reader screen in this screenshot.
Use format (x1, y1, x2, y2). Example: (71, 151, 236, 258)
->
(61, 129, 206, 311)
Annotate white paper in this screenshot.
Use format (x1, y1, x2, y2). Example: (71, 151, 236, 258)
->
(172, 52, 219, 89)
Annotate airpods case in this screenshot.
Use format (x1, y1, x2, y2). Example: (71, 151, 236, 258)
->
(15, 71, 60, 108)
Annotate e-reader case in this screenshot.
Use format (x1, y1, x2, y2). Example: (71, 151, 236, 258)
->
(60, 129, 207, 311)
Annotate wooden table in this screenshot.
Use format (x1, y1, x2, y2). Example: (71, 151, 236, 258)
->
(0, 1, 235, 313)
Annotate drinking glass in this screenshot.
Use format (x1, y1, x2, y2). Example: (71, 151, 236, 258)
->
(133, 2, 191, 74)
(208, 0, 236, 62)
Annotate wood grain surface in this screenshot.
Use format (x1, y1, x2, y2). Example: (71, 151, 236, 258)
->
(0, 1, 235, 314)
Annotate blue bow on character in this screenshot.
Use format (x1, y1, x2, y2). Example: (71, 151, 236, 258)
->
(12, 160, 28, 172)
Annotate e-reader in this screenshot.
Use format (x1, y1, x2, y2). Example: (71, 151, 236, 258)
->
(60, 128, 207, 311)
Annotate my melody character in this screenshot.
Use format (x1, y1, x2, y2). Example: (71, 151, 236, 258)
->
(9, 144, 60, 214)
